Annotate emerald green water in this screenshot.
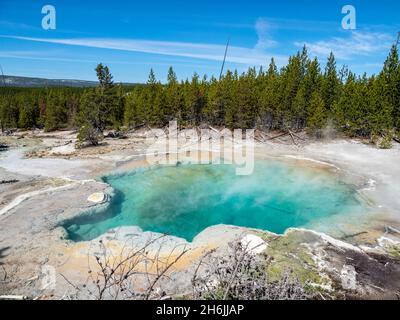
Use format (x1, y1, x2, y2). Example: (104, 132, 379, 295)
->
(65, 161, 367, 242)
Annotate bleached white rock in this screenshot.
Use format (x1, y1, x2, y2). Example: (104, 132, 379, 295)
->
(240, 234, 267, 254)
(341, 264, 357, 290)
(87, 192, 106, 203)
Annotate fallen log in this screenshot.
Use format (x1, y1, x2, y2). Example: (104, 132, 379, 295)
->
(289, 130, 306, 141)
(254, 130, 267, 142)
(0, 295, 28, 300)
(105, 131, 127, 139)
(0, 179, 19, 185)
(266, 132, 289, 140)
(208, 125, 221, 134)
(340, 231, 368, 240)
(385, 225, 400, 235)
(145, 125, 164, 139)
(125, 123, 146, 134)
(259, 131, 277, 143)
(288, 130, 298, 146)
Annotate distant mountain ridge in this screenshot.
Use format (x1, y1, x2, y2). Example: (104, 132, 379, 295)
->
(0, 75, 137, 87)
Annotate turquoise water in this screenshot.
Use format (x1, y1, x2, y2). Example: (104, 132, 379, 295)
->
(65, 161, 367, 242)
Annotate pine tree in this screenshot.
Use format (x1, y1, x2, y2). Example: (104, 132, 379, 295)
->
(259, 58, 280, 129)
(0, 96, 18, 131)
(335, 73, 371, 136)
(279, 52, 303, 128)
(45, 90, 68, 131)
(236, 69, 258, 128)
(17, 94, 38, 129)
(308, 91, 327, 137)
(293, 85, 307, 129)
(77, 64, 118, 146)
(204, 76, 225, 126)
(381, 45, 399, 132)
(125, 86, 146, 128)
(96, 63, 114, 90)
(369, 74, 394, 135)
(110, 84, 125, 129)
(322, 52, 340, 112)
(144, 69, 164, 126)
(182, 73, 205, 126)
(396, 61, 400, 131)
(223, 71, 239, 129)
(165, 67, 182, 122)
(0, 99, 5, 132)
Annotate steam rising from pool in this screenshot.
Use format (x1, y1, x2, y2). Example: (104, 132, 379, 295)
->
(65, 161, 368, 242)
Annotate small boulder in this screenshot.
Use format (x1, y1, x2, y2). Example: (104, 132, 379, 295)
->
(240, 234, 267, 254)
(340, 264, 357, 290)
(87, 192, 106, 204)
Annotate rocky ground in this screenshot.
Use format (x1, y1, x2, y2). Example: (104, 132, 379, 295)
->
(0, 129, 399, 300)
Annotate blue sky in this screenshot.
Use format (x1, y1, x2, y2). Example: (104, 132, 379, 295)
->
(0, 0, 399, 82)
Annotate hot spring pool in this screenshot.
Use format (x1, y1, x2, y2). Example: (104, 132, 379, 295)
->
(65, 160, 369, 242)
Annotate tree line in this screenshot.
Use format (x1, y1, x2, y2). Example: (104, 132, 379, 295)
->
(1, 45, 399, 146)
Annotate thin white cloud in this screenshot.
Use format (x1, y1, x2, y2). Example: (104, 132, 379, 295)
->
(295, 31, 394, 60)
(0, 50, 102, 64)
(214, 17, 339, 33)
(0, 21, 42, 32)
(0, 21, 90, 35)
(255, 18, 278, 50)
(1, 34, 287, 67)
(0, 50, 221, 71)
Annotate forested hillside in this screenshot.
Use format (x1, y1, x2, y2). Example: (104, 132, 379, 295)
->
(0, 75, 100, 88)
(1, 46, 399, 145)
